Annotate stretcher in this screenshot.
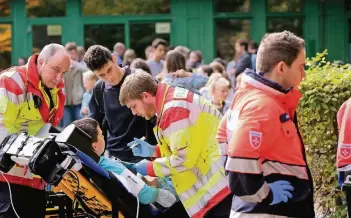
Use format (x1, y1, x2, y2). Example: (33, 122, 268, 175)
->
(0, 124, 183, 218)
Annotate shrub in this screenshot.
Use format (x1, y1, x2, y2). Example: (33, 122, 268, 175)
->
(298, 50, 351, 217)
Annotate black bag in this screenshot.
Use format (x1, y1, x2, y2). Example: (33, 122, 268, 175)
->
(28, 139, 75, 186)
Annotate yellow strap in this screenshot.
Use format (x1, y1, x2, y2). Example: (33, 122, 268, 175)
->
(157, 85, 170, 119)
(38, 81, 59, 113)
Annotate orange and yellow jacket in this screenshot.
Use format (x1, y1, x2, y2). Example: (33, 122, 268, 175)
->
(145, 83, 231, 218)
(0, 54, 65, 189)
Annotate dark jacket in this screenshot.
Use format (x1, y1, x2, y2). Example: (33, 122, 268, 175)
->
(234, 52, 252, 77)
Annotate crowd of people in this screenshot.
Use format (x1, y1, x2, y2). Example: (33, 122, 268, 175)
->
(18, 38, 259, 128)
(4, 29, 351, 218)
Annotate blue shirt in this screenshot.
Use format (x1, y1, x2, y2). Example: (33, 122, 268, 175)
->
(146, 60, 164, 78)
(81, 91, 93, 117)
(162, 73, 208, 94)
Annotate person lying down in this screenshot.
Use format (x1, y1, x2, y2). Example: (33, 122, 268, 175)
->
(72, 118, 176, 208)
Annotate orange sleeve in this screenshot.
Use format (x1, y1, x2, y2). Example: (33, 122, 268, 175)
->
(216, 111, 229, 155)
(337, 99, 351, 169)
(227, 100, 280, 159)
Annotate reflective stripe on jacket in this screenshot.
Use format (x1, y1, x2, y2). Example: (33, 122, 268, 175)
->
(0, 54, 65, 189)
(146, 84, 231, 217)
(219, 70, 314, 217)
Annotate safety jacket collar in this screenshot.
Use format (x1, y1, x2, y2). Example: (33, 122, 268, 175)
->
(20, 54, 64, 90)
(155, 83, 169, 116)
(243, 69, 302, 111)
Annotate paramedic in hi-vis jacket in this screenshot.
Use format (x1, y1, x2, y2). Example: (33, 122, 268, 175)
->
(0, 44, 70, 218)
(336, 98, 351, 215)
(216, 31, 315, 217)
(119, 71, 232, 218)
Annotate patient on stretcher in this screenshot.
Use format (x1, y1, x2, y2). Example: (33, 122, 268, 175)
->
(72, 118, 177, 208)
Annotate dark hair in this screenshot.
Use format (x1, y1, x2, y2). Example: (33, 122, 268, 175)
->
(237, 39, 248, 51)
(65, 42, 77, 52)
(166, 50, 186, 73)
(191, 50, 203, 62)
(84, 45, 113, 71)
(72, 118, 99, 143)
(210, 61, 225, 75)
(152, 38, 168, 49)
(199, 65, 213, 77)
(249, 40, 259, 50)
(130, 58, 151, 75)
(257, 31, 305, 73)
(213, 58, 227, 68)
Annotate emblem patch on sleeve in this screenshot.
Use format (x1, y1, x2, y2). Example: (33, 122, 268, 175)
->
(339, 143, 351, 159)
(249, 131, 262, 149)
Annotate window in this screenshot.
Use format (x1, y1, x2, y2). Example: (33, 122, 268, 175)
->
(32, 25, 62, 53)
(26, 0, 66, 17)
(82, 0, 171, 16)
(84, 24, 125, 51)
(0, 0, 10, 17)
(346, 0, 351, 11)
(216, 19, 251, 62)
(130, 23, 171, 59)
(215, 0, 250, 13)
(267, 0, 302, 13)
(267, 18, 303, 37)
(0, 24, 11, 71)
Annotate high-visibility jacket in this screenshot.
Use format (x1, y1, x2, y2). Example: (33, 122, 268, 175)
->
(337, 99, 351, 171)
(145, 83, 231, 218)
(218, 70, 314, 217)
(0, 54, 65, 189)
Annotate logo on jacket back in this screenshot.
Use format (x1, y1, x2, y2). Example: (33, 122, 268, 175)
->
(173, 87, 189, 99)
(249, 131, 262, 149)
(340, 143, 351, 159)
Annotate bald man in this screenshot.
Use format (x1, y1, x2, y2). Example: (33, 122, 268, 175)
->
(0, 43, 70, 217)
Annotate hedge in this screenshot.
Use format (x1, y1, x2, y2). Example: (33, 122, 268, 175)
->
(298, 50, 351, 217)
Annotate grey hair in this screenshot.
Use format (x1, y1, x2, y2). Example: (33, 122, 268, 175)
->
(174, 45, 190, 58)
(37, 43, 66, 63)
(113, 42, 125, 51)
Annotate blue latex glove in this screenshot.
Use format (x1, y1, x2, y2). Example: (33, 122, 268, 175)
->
(127, 137, 155, 157)
(268, 180, 294, 205)
(133, 159, 149, 176)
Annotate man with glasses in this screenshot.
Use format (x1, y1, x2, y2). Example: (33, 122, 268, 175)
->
(0, 43, 70, 217)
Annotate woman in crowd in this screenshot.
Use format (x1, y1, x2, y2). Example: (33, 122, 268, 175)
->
(130, 58, 152, 75)
(123, 49, 137, 66)
(187, 50, 203, 70)
(209, 76, 231, 115)
(161, 50, 208, 94)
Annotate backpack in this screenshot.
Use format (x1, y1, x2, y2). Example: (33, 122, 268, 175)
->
(93, 79, 105, 115)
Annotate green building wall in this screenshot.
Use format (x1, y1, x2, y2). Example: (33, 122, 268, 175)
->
(0, 0, 350, 66)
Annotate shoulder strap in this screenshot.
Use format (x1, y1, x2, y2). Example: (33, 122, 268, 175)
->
(93, 80, 105, 114)
(124, 66, 135, 75)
